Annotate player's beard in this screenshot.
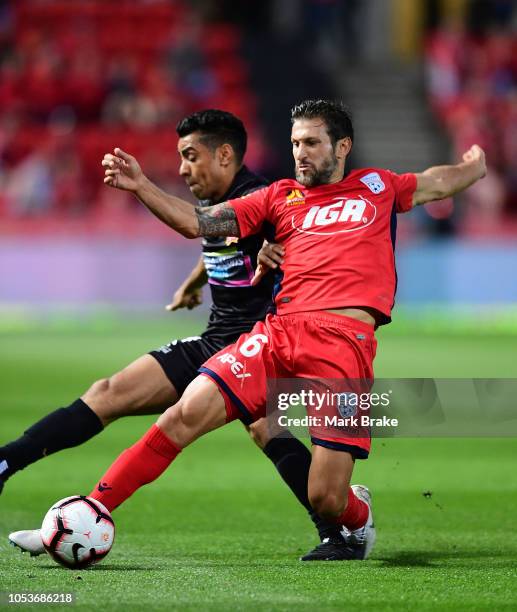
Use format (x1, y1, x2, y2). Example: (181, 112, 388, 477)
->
(295, 150, 338, 187)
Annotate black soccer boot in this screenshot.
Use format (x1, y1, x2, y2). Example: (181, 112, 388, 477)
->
(301, 485, 376, 561)
(300, 535, 357, 561)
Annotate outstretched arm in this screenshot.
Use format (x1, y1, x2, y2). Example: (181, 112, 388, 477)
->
(412, 145, 487, 207)
(102, 148, 240, 238)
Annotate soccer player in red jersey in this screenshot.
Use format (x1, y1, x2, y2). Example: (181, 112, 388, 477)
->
(94, 99, 486, 561)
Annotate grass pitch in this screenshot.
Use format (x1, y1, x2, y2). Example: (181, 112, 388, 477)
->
(0, 314, 516, 611)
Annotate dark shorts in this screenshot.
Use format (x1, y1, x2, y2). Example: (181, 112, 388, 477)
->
(149, 335, 225, 396)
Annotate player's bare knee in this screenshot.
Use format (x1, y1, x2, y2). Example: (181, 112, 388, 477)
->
(83, 378, 115, 424)
(83, 375, 130, 424)
(157, 384, 226, 448)
(86, 377, 110, 400)
(156, 400, 199, 449)
(156, 405, 185, 446)
(246, 423, 263, 448)
(156, 375, 227, 448)
(247, 419, 273, 449)
(177, 394, 204, 430)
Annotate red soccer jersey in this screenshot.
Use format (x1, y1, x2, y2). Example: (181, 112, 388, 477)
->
(228, 168, 417, 324)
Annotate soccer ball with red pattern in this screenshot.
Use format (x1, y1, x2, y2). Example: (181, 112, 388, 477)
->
(40, 496, 115, 569)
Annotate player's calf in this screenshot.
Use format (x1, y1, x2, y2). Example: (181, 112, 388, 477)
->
(247, 424, 342, 543)
(0, 399, 103, 487)
(307, 445, 355, 519)
(89, 375, 228, 512)
(308, 489, 348, 519)
(0, 356, 176, 492)
(309, 482, 368, 530)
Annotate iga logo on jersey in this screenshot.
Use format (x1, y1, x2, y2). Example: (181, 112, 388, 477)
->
(360, 172, 385, 194)
(293, 197, 376, 235)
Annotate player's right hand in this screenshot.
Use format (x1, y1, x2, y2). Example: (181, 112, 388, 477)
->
(102, 148, 144, 192)
(251, 242, 284, 286)
(166, 287, 203, 311)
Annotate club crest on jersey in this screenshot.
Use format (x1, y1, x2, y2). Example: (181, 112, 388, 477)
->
(293, 197, 376, 235)
(336, 393, 358, 419)
(285, 188, 305, 206)
(360, 172, 385, 194)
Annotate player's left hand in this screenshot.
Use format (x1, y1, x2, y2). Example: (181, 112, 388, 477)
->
(251, 242, 284, 286)
(462, 144, 487, 179)
(257, 241, 285, 270)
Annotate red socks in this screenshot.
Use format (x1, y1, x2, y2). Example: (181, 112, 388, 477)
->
(332, 488, 369, 530)
(88, 423, 367, 534)
(89, 424, 181, 512)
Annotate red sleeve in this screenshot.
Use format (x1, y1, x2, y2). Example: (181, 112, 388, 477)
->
(228, 185, 273, 238)
(386, 171, 417, 213)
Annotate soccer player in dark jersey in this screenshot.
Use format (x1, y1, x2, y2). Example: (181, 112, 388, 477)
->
(85, 99, 486, 561)
(4, 110, 336, 555)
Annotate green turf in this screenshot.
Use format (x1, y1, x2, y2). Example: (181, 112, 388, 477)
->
(1, 316, 516, 611)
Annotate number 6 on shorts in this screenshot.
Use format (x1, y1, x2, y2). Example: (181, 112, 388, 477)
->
(239, 334, 268, 358)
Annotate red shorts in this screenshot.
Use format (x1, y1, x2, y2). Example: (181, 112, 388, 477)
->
(200, 311, 377, 458)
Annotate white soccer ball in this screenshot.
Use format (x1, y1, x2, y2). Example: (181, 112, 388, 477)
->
(40, 496, 115, 569)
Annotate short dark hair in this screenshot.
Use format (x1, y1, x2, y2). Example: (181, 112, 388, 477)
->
(176, 109, 247, 164)
(291, 99, 354, 146)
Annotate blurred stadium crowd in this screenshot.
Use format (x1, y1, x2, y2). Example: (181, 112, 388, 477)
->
(425, 0, 517, 234)
(0, 0, 516, 238)
(0, 0, 264, 235)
